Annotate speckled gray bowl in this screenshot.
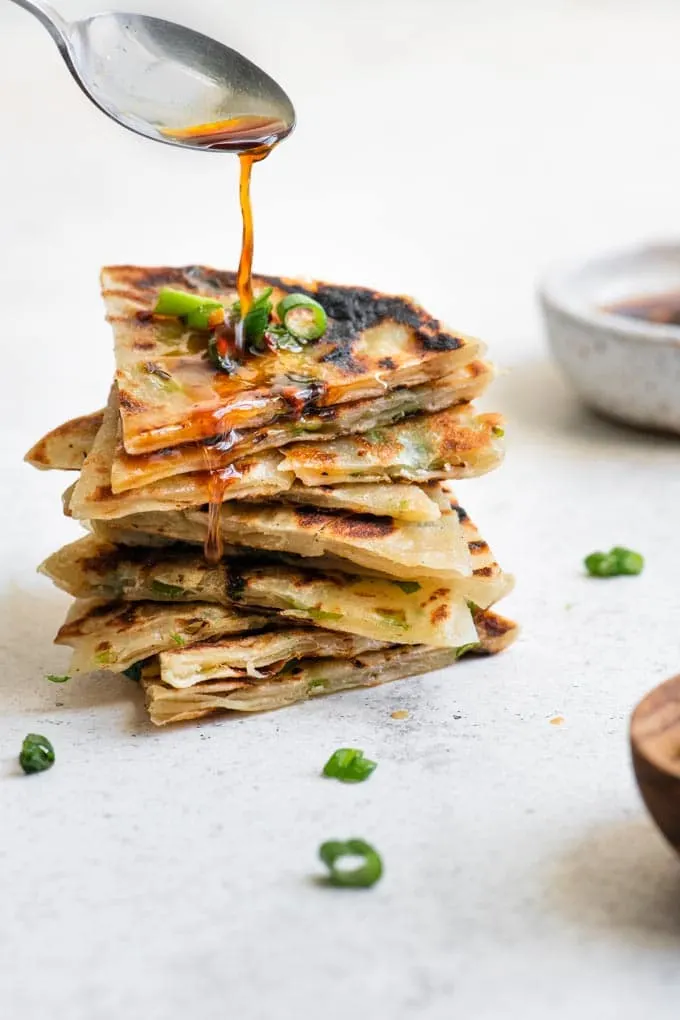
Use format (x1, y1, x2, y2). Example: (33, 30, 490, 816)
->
(539, 243, 680, 433)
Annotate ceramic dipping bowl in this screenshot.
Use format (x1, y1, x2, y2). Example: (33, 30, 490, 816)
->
(539, 242, 680, 433)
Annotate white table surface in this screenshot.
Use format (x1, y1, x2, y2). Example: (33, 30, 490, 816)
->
(2, 1, 680, 1017)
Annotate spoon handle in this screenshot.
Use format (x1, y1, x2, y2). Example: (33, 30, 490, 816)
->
(8, 0, 69, 46)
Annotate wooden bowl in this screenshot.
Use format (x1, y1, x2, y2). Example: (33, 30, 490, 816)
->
(630, 674, 680, 856)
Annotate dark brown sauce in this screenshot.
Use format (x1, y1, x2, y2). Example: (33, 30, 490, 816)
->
(162, 116, 282, 562)
(603, 291, 680, 326)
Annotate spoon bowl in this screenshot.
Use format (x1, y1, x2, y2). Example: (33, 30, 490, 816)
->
(10, 1, 295, 152)
(630, 673, 680, 857)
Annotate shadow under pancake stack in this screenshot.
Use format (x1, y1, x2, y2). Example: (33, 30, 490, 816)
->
(26, 266, 517, 725)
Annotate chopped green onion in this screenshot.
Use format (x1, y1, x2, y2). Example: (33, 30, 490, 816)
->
(150, 579, 188, 599)
(230, 288, 274, 349)
(391, 580, 421, 594)
(154, 287, 223, 329)
(584, 547, 644, 577)
(95, 648, 116, 666)
(323, 748, 377, 783)
(318, 839, 383, 888)
(169, 633, 186, 647)
(19, 733, 55, 775)
(244, 288, 274, 346)
(375, 609, 409, 630)
(46, 674, 69, 683)
(455, 643, 480, 659)
(276, 293, 328, 341)
(492, 425, 505, 437)
(307, 608, 343, 623)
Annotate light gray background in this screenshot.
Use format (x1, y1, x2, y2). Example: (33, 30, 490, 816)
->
(1, 2, 680, 1018)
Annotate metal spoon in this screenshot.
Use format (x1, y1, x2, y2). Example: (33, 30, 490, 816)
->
(8, 0, 295, 152)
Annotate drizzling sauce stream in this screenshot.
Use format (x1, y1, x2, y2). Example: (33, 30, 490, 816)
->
(163, 116, 284, 562)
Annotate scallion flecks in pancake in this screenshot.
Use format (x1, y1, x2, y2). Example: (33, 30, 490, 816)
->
(159, 628, 387, 688)
(55, 599, 272, 674)
(103, 265, 484, 454)
(279, 405, 504, 486)
(141, 609, 519, 723)
(40, 536, 479, 648)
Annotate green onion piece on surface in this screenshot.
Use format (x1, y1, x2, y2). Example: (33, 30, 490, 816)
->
(170, 633, 186, 647)
(610, 546, 644, 575)
(19, 733, 55, 775)
(46, 674, 69, 683)
(318, 839, 383, 888)
(150, 579, 188, 599)
(154, 287, 223, 323)
(584, 547, 644, 577)
(323, 748, 378, 782)
(492, 425, 505, 437)
(276, 293, 328, 341)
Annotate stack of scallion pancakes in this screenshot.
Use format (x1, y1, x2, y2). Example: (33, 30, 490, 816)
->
(26, 266, 517, 726)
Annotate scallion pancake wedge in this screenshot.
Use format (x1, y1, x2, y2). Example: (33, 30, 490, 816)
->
(108, 362, 493, 493)
(88, 487, 513, 609)
(67, 392, 441, 522)
(142, 609, 519, 723)
(25, 411, 104, 471)
(83, 501, 472, 580)
(40, 537, 479, 647)
(68, 393, 294, 520)
(280, 405, 504, 486)
(160, 628, 386, 688)
(104, 265, 484, 455)
(55, 599, 271, 674)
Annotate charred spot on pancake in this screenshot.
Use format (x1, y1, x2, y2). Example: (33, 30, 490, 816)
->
(477, 611, 513, 638)
(114, 266, 191, 292)
(133, 339, 156, 351)
(473, 566, 494, 577)
(430, 604, 450, 624)
(451, 504, 469, 522)
(469, 540, 489, 553)
(420, 331, 464, 352)
(115, 604, 140, 625)
(95, 639, 112, 653)
(293, 507, 333, 530)
(117, 390, 147, 415)
(136, 310, 154, 323)
(379, 356, 396, 370)
(319, 344, 366, 375)
(182, 266, 237, 292)
(326, 513, 396, 540)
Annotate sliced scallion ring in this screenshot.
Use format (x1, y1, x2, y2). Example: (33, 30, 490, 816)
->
(318, 838, 383, 888)
(153, 287, 224, 330)
(276, 293, 328, 341)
